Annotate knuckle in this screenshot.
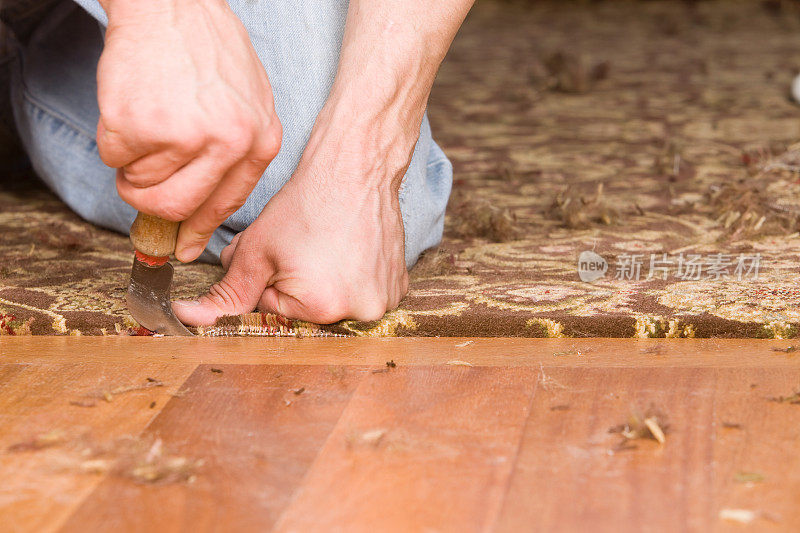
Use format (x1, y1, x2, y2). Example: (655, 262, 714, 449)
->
(247, 121, 281, 164)
(358, 300, 387, 322)
(177, 131, 206, 154)
(208, 202, 241, 224)
(215, 123, 253, 157)
(156, 198, 194, 221)
(304, 292, 348, 324)
(99, 104, 124, 129)
(400, 273, 410, 295)
(121, 168, 153, 188)
(206, 279, 245, 311)
(261, 122, 283, 158)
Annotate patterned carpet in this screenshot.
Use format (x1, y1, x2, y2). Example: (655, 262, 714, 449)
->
(4, 0, 800, 337)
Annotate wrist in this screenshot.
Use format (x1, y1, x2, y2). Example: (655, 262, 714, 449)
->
(100, 0, 172, 22)
(304, 98, 420, 193)
(100, 0, 225, 25)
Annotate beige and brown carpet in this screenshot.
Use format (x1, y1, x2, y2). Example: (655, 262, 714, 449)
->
(3, 0, 800, 337)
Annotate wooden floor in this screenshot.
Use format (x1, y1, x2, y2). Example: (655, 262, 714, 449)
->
(1, 338, 799, 532)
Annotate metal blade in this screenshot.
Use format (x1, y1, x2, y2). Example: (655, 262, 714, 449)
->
(126, 257, 194, 336)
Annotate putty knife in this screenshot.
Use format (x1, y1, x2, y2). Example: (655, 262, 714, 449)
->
(126, 213, 194, 336)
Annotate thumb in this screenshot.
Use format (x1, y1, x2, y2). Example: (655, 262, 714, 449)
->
(172, 250, 270, 327)
(258, 286, 312, 322)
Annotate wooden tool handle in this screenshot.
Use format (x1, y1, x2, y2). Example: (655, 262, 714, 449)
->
(129, 212, 179, 258)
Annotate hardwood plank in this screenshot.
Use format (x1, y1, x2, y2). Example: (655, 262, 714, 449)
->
(273, 366, 538, 533)
(3, 337, 800, 368)
(0, 363, 27, 390)
(494, 367, 800, 532)
(0, 360, 197, 533)
(2, 339, 800, 531)
(710, 369, 800, 530)
(59, 364, 365, 532)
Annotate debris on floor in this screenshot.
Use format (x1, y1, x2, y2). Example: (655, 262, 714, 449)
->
(124, 437, 202, 484)
(772, 345, 799, 353)
(455, 341, 474, 348)
(548, 183, 618, 229)
(529, 51, 610, 95)
(609, 407, 669, 448)
(537, 363, 566, 391)
(7, 429, 67, 453)
(448, 192, 519, 242)
(210, 368, 223, 373)
(446, 360, 474, 367)
(719, 508, 758, 525)
(411, 248, 459, 277)
(346, 428, 388, 449)
(767, 390, 800, 404)
(705, 169, 800, 239)
(372, 360, 397, 374)
(553, 349, 585, 357)
(641, 346, 665, 355)
(69, 399, 97, 408)
(93, 378, 165, 403)
(734, 472, 765, 484)
(327, 366, 346, 381)
(5, 428, 202, 485)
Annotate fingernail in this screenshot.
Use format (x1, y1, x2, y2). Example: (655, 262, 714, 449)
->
(176, 245, 204, 263)
(173, 300, 201, 307)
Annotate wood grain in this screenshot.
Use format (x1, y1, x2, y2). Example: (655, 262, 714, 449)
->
(1, 338, 799, 532)
(3, 337, 800, 368)
(274, 366, 538, 532)
(60, 364, 365, 532)
(0, 360, 197, 533)
(494, 367, 800, 532)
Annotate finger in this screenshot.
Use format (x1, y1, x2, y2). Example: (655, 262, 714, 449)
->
(116, 150, 235, 222)
(392, 270, 410, 309)
(220, 233, 242, 271)
(257, 286, 312, 321)
(220, 233, 241, 271)
(96, 120, 148, 168)
(172, 242, 272, 326)
(120, 150, 193, 189)
(174, 158, 267, 262)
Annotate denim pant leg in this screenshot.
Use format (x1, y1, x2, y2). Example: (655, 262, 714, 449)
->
(9, 1, 138, 235)
(14, 0, 452, 267)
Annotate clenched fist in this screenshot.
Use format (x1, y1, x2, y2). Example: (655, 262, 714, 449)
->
(97, 0, 282, 262)
(172, 106, 411, 325)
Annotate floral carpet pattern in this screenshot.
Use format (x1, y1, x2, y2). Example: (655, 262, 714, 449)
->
(3, 0, 800, 337)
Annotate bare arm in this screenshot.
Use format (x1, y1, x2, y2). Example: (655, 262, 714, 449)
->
(175, 0, 475, 325)
(95, 0, 282, 262)
(324, 0, 475, 179)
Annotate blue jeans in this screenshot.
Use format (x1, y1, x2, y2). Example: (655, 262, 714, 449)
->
(4, 0, 452, 266)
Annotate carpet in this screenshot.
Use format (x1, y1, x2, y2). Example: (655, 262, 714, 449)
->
(3, 0, 800, 337)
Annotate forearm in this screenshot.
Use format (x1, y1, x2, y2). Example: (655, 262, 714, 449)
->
(315, 0, 474, 181)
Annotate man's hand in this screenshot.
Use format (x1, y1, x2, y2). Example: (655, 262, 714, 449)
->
(170, 0, 472, 325)
(97, 0, 282, 262)
(172, 108, 411, 325)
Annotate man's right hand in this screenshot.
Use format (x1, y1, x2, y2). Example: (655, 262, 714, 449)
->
(96, 0, 282, 262)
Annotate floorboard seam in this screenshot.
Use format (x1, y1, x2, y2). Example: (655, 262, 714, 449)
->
(484, 375, 541, 533)
(51, 362, 201, 533)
